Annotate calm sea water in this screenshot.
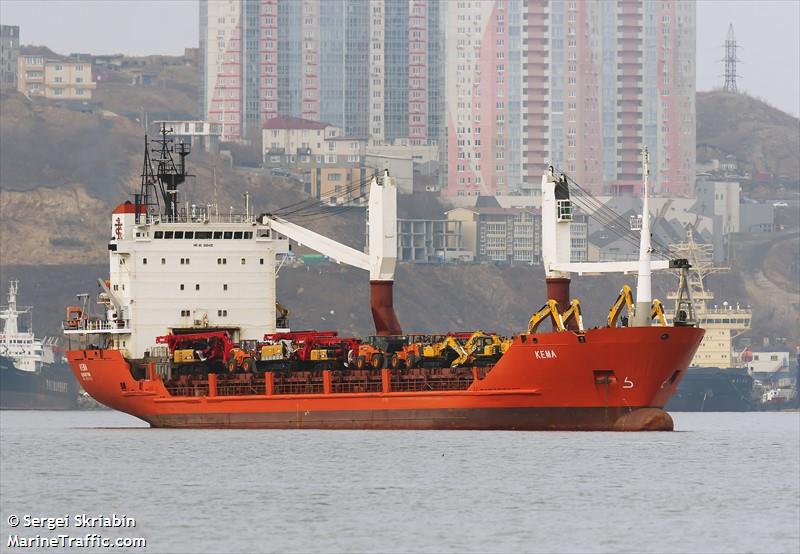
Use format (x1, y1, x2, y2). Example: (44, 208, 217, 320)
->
(1, 411, 798, 554)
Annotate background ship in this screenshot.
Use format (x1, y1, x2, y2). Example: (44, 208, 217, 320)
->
(665, 233, 756, 411)
(0, 280, 79, 409)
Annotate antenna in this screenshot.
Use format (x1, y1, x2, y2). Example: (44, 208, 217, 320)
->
(723, 24, 739, 92)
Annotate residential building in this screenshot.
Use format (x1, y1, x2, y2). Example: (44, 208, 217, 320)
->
(200, 0, 443, 145)
(0, 25, 19, 92)
(262, 116, 365, 168)
(446, 203, 542, 264)
(156, 120, 223, 152)
(522, 0, 695, 196)
(444, 0, 524, 197)
(17, 47, 95, 100)
(312, 166, 373, 204)
(397, 219, 468, 262)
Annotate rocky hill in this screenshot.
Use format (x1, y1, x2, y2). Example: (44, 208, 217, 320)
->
(697, 90, 800, 182)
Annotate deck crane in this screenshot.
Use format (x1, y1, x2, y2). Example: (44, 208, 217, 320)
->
(262, 170, 401, 335)
(541, 148, 695, 329)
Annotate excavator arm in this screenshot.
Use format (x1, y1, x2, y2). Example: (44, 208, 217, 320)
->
(528, 299, 565, 334)
(560, 298, 585, 332)
(650, 299, 667, 327)
(607, 285, 635, 328)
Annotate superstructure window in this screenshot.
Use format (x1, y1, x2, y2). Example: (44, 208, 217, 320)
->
(174, 231, 184, 239)
(217, 310, 228, 317)
(243, 231, 253, 239)
(180, 284, 184, 290)
(195, 284, 200, 291)
(161, 258, 166, 265)
(181, 310, 190, 317)
(234, 231, 243, 239)
(241, 258, 246, 265)
(213, 231, 223, 239)
(260, 258, 264, 265)
(196, 231, 211, 239)
(223, 231, 233, 239)
(143, 258, 147, 265)
(184, 232, 194, 239)
(164, 231, 174, 239)
(223, 284, 228, 291)
(154, 231, 163, 239)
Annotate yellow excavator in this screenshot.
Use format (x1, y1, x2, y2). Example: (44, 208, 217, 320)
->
(607, 284, 668, 327)
(607, 285, 635, 327)
(527, 299, 565, 334)
(450, 331, 512, 367)
(650, 299, 667, 327)
(560, 298, 585, 332)
(422, 335, 468, 367)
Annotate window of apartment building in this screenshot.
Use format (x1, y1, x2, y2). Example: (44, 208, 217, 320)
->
(54, 76, 63, 83)
(54, 65, 62, 71)
(53, 88, 63, 95)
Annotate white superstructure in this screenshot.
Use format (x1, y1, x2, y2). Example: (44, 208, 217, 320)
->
(0, 281, 45, 372)
(64, 204, 289, 359)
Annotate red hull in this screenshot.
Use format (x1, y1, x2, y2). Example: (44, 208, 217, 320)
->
(67, 326, 704, 431)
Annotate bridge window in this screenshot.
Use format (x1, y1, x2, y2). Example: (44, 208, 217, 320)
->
(174, 231, 184, 239)
(164, 231, 174, 239)
(234, 231, 243, 239)
(224, 231, 233, 239)
(244, 231, 253, 239)
(154, 231, 163, 239)
(213, 231, 223, 239)
(184, 232, 194, 239)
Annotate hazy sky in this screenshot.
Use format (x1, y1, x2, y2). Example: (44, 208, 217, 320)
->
(1, 0, 798, 116)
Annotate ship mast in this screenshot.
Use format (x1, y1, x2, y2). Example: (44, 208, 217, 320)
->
(633, 147, 653, 326)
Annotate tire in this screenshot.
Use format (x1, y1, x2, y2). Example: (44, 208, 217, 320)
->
(388, 353, 400, 369)
(241, 357, 255, 372)
(227, 359, 237, 372)
(355, 355, 367, 370)
(406, 353, 417, 369)
(371, 353, 384, 369)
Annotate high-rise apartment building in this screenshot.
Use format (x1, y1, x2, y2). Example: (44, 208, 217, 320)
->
(522, 0, 695, 196)
(443, 0, 524, 197)
(200, 0, 443, 145)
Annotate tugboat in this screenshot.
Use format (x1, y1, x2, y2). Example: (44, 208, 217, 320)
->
(63, 128, 703, 430)
(0, 281, 79, 409)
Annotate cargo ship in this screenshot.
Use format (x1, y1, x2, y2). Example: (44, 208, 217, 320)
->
(64, 126, 703, 430)
(664, 232, 757, 412)
(1, 281, 79, 409)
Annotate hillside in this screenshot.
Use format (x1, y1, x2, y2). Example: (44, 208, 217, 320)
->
(697, 90, 800, 181)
